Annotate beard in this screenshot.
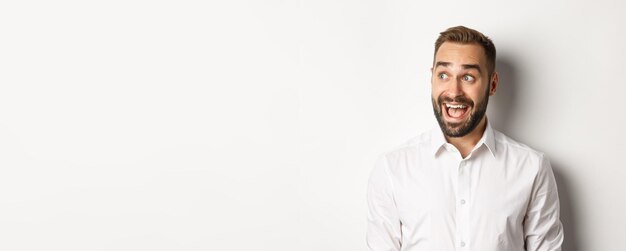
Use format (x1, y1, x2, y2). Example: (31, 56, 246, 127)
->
(432, 87, 489, 138)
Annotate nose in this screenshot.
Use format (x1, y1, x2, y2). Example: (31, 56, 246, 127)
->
(445, 79, 464, 97)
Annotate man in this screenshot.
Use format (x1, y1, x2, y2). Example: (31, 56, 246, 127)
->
(366, 26, 564, 251)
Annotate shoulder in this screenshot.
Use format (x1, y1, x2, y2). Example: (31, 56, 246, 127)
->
(493, 129, 543, 155)
(492, 129, 549, 173)
(373, 130, 434, 175)
(379, 130, 431, 160)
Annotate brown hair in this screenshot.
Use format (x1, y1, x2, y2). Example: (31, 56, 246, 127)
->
(434, 26, 496, 76)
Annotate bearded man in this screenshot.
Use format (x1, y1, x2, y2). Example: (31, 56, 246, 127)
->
(366, 26, 564, 251)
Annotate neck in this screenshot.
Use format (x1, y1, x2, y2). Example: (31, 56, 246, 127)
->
(446, 117, 488, 158)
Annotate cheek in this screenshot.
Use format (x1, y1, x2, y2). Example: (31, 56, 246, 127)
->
(431, 86, 443, 99)
(468, 85, 489, 100)
(431, 92, 441, 102)
(468, 94, 486, 106)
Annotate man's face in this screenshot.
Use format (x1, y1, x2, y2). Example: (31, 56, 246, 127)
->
(431, 42, 496, 137)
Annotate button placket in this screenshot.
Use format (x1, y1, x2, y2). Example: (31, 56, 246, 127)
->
(456, 160, 471, 249)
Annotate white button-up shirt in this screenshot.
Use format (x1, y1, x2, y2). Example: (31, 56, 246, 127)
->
(366, 122, 563, 251)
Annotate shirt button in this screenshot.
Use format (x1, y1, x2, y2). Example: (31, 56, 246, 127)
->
(460, 199, 466, 205)
(460, 241, 466, 247)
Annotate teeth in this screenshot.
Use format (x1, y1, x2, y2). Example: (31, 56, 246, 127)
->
(445, 104, 467, 109)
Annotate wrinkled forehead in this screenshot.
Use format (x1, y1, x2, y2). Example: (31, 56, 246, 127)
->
(434, 42, 488, 69)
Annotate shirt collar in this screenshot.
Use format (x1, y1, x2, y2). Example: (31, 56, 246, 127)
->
(430, 120, 497, 158)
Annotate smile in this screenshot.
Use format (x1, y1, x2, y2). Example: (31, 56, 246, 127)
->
(443, 103, 470, 120)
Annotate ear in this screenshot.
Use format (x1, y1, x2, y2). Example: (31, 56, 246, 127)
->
(489, 72, 499, 96)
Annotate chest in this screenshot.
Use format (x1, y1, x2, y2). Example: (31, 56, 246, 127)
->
(392, 154, 535, 237)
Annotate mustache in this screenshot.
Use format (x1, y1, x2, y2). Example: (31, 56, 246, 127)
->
(438, 95, 474, 106)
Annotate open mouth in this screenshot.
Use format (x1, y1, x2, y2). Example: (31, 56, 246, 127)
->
(443, 103, 470, 121)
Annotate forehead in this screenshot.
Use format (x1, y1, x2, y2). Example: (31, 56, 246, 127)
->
(434, 42, 487, 67)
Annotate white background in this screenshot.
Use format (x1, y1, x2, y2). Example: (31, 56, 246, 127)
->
(0, 0, 624, 250)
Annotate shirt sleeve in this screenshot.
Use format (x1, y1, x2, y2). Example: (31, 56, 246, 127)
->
(366, 155, 402, 251)
(523, 154, 564, 251)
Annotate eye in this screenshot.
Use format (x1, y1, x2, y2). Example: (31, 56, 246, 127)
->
(462, 75, 475, 82)
(438, 73, 449, 80)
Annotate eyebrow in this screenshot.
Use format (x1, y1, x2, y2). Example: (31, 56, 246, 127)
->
(435, 61, 482, 74)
